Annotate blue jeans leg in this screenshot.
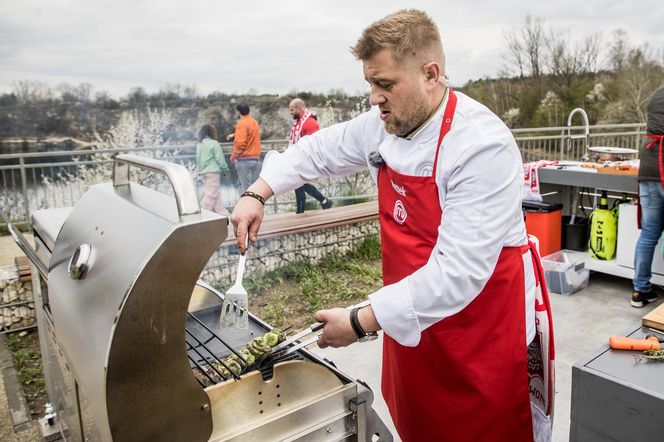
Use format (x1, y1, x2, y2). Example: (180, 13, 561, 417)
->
(236, 159, 260, 191)
(633, 181, 664, 293)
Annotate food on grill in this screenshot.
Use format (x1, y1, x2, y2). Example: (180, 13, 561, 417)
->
(264, 331, 281, 347)
(195, 328, 287, 385)
(249, 336, 271, 355)
(239, 348, 256, 366)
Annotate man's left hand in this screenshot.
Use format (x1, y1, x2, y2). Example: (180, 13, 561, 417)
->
(315, 308, 358, 348)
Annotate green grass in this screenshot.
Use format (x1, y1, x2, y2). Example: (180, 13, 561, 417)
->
(227, 235, 383, 329)
(5, 333, 45, 395)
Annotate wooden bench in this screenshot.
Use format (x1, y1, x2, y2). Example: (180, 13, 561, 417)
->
(222, 201, 379, 244)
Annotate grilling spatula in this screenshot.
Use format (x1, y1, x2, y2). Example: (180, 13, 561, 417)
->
(220, 237, 249, 329)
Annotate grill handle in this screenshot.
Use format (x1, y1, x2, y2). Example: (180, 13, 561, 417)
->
(113, 154, 201, 216)
(0, 209, 48, 278)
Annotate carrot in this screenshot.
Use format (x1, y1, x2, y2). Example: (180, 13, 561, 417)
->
(609, 336, 661, 351)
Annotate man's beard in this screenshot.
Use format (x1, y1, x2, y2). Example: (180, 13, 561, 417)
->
(383, 98, 430, 136)
(292, 113, 301, 120)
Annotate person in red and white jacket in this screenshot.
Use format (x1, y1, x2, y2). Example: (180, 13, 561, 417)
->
(288, 98, 333, 213)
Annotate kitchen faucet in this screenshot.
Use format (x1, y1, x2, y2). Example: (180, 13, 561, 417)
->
(566, 108, 590, 161)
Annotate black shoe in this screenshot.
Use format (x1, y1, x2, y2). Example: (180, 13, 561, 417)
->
(321, 198, 333, 209)
(631, 291, 658, 308)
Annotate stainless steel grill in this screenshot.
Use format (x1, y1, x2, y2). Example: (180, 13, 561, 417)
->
(14, 154, 392, 442)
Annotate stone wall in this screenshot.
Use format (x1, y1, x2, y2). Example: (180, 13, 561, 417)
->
(200, 219, 380, 286)
(0, 267, 34, 331)
(0, 218, 378, 327)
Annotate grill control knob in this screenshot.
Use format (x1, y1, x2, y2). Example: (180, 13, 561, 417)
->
(68, 244, 91, 280)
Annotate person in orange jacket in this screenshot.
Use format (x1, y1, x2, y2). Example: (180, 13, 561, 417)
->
(227, 103, 262, 191)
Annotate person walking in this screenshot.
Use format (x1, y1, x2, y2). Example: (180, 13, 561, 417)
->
(288, 98, 333, 213)
(228, 103, 262, 192)
(231, 9, 554, 442)
(196, 124, 230, 216)
(632, 85, 664, 307)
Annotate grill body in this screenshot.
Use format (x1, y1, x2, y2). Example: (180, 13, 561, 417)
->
(24, 155, 392, 441)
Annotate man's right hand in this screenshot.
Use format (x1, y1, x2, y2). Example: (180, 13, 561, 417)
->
(230, 178, 274, 253)
(226, 133, 235, 141)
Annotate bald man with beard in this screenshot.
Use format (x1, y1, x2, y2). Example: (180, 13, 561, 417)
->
(287, 98, 333, 213)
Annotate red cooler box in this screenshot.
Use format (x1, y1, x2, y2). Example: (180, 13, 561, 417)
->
(523, 201, 563, 257)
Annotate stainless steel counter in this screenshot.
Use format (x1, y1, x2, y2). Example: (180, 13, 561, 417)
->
(534, 166, 662, 285)
(537, 167, 638, 194)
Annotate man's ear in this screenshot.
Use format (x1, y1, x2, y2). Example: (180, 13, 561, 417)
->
(423, 62, 442, 84)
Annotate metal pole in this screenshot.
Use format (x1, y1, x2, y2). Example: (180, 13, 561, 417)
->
(18, 157, 30, 228)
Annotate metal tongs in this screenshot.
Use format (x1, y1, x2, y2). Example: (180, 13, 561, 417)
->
(263, 322, 324, 360)
(220, 237, 249, 329)
(259, 299, 372, 364)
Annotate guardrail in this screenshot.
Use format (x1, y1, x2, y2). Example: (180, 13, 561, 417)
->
(0, 139, 376, 225)
(513, 123, 646, 162)
(0, 123, 648, 225)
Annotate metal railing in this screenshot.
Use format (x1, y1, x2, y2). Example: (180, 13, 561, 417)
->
(0, 123, 648, 225)
(513, 123, 646, 163)
(0, 139, 376, 225)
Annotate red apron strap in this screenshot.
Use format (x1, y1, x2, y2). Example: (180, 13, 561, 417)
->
(527, 240, 556, 360)
(432, 89, 457, 177)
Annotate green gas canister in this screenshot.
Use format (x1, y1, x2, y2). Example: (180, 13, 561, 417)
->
(588, 191, 618, 260)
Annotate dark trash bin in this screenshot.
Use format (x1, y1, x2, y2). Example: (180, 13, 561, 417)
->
(562, 216, 589, 252)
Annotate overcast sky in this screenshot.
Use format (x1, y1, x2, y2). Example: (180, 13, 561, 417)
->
(0, 0, 661, 98)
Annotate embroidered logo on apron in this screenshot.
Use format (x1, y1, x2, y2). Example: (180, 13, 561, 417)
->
(415, 161, 434, 176)
(393, 200, 407, 225)
(391, 180, 406, 197)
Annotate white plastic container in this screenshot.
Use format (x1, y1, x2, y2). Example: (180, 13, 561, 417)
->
(541, 250, 590, 296)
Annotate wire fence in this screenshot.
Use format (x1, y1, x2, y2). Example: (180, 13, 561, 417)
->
(0, 123, 648, 225)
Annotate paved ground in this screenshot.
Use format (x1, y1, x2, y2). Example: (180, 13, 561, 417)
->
(0, 233, 660, 441)
(0, 233, 32, 268)
(311, 268, 660, 442)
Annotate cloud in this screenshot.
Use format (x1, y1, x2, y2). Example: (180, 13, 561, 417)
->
(0, 0, 662, 97)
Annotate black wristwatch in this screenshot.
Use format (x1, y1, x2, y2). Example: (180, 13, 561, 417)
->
(350, 307, 378, 342)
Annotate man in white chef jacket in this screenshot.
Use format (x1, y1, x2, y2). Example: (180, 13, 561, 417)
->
(231, 9, 554, 442)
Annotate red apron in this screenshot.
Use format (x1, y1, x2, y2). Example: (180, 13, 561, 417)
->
(378, 90, 534, 442)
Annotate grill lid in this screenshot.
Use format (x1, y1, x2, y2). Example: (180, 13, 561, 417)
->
(47, 155, 227, 441)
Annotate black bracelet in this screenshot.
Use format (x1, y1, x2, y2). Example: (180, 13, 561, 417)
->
(350, 307, 366, 339)
(241, 191, 265, 205)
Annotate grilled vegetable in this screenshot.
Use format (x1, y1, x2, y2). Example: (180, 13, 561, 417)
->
(264, 332, 279, 347)
(239, 348, 256, 366)
(250, 336, 270, 354)
(202, 328, 287, 384)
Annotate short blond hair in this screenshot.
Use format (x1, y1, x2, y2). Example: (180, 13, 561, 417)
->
(351, 9, 444, 67)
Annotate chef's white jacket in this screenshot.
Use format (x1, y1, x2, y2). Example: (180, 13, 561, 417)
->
(260, 91, 536, 347)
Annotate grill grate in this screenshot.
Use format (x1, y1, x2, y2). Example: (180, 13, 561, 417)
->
(186, 311, 247, 385)
(185, 309, 307, 387)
